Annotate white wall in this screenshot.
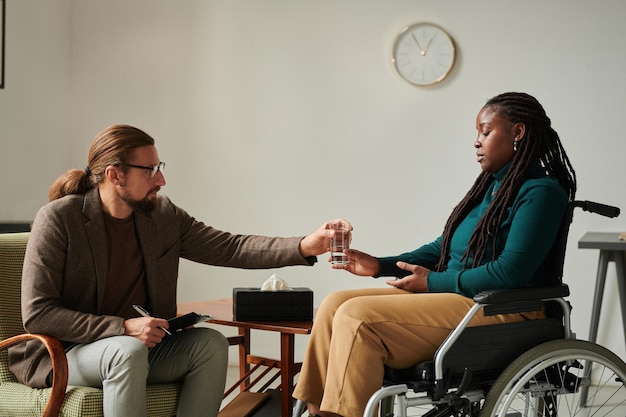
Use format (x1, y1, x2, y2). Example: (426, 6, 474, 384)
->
(2, 0, 626, 362)
(0, 0, 72, 217)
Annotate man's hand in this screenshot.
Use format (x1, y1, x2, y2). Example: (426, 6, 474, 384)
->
(299, 219, 352, 258)
(123, 317, 169, 348)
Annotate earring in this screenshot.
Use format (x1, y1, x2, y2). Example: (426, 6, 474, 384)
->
(513, 138, 519, 152)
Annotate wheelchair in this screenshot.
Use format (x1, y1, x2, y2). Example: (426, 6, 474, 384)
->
(293, 200, 626, 417)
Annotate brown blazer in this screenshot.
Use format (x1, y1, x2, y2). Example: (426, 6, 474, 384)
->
(10, 187, 314, 387)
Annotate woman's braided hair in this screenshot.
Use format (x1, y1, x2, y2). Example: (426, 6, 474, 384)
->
(434, 92, 577, 272)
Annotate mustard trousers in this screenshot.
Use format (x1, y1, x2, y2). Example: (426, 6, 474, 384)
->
(292, 287, 543, 417)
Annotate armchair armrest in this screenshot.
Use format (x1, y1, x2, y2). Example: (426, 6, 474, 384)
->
(0, 334, 68, 417)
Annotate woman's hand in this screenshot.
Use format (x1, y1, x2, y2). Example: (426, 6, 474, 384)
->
(123, 317, 169, 348)
(299, 219, 352, 258)
(385, 261, 430, 293)
(333, 248, 381, 276)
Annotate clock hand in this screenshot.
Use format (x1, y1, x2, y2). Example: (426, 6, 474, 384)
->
(422, 36, 435, 56)
(410, 32, 425, 54)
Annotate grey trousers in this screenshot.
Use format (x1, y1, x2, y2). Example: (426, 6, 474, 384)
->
(65, 327, 229, 417)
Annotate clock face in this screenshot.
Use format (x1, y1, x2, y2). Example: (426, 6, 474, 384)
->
(392, 23, 456, 87)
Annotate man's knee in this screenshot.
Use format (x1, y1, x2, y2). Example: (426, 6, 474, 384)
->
(105, 336, 148, 359)
(184, 328, 229, 362)
(102, 336, 150, 377)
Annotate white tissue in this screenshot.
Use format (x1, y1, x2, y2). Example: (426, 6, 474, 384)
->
(260, 273, 293, 291)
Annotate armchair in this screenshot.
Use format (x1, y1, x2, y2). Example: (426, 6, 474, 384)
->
(0, 232, 182, 417)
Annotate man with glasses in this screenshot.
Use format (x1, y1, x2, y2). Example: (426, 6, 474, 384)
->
(10, 124, 348, 417)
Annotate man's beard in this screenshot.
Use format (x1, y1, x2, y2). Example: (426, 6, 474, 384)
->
(118, 186, 159, 215)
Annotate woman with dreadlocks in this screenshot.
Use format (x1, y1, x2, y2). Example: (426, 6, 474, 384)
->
(293, 92, 577, 417)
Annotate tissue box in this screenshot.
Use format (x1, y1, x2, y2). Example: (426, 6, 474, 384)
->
(233, 287, 313, 321)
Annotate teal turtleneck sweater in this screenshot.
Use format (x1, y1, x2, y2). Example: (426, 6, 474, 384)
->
(376, 163, 569, 298)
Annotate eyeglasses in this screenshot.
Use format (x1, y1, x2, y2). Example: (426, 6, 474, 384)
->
(122, 162, 165, 178)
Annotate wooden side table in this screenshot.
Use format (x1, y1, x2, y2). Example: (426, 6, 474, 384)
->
(178, 298, 313, 417)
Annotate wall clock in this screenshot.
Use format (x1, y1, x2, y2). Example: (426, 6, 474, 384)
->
(392, 22, 456, 87)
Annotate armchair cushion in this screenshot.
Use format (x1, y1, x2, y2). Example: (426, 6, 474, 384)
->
(0, 383, 181, 417)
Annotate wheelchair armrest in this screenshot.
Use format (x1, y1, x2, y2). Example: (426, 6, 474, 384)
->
(0, 333, 68, 417)
(473, 284, 570, 304)
(473, 284, 569, 316)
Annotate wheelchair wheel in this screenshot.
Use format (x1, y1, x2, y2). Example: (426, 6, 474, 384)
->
(480, 339, 626, 417)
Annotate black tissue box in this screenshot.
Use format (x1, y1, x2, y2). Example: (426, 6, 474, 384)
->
(233, 287, 313, 321)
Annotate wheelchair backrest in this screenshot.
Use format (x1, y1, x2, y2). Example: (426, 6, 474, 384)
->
(534, 200, 620, 288)
(533, 202, 575, 288)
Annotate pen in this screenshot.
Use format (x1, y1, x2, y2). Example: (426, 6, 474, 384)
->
(132, 304, 172, 336)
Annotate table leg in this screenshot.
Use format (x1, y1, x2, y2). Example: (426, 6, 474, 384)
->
(614, 251, 626, 345)
(280, 332, 295, 417)
(581, 250, 610, 406)
(238, 327, 251, 392)
(588, 250, 609, 343)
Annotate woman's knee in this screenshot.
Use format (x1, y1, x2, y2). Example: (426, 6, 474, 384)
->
(318, 289, 375, 320)
(319, 288, 402, 316)
(319, 290, 353, 312)
(333, 297, 374, 323)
